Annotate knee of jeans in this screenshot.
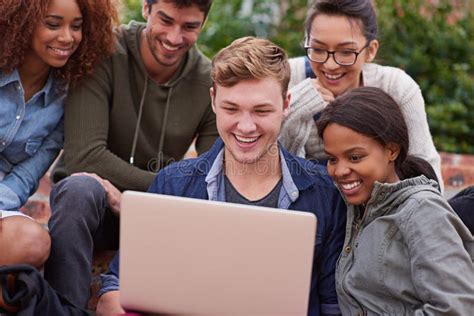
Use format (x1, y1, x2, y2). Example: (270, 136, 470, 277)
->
(50, 175, 107, 214)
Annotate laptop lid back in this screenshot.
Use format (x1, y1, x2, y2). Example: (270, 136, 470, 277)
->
(120, 191, 317, 315)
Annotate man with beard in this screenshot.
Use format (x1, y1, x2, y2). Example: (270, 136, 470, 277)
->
(45, 0, 217, 309)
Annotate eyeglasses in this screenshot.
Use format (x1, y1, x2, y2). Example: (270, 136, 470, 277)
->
(304, 42, 370, 66)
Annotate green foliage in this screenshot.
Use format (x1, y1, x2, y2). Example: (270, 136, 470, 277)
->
(121, 0, 473, 153)
(121, 0, 145, 22)
(198, 0, 308, 57)
(376, 0, 474, 153)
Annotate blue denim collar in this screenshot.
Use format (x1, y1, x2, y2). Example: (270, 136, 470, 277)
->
(0, 69, 18, 88)
(0, 69, 55, 107)
(205, 147, 225, 202)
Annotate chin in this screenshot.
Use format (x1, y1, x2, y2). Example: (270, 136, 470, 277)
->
(346, 195, 368, 206)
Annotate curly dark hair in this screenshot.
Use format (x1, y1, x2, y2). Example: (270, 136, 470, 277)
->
(0, 0, 120, 86)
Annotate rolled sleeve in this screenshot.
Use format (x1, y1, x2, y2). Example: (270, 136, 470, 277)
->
(1, 120, 63, 209)
(98, 273, 120, 297)
(98, 252, 120, 297)
(0, 184, 22, 210)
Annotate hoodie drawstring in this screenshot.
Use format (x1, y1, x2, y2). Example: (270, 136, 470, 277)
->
(157, 87, 172, 166)
(129, 76, 148, 165)
(129, 77, 173, 170)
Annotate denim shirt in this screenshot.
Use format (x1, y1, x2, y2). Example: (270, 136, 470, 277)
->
(101, 139, 346, 316)
(336, 176, 474, 315)
(0, 69, 64, 210)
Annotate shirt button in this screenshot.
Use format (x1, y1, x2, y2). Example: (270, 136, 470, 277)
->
(16, 115, 20, 120)
(344, 246, 352, 254)
(1, 141, 5, 146)
(291, 192, 298, 197)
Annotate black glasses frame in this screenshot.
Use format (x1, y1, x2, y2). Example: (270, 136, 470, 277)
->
(304, 42, 370, 66)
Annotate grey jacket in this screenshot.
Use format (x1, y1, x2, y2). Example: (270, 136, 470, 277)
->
(336, 176, 474, 315)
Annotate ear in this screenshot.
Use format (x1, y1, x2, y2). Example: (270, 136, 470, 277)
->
(385, 142, 400, 162)
(365, 39, 379, 63)
(210, 87, 216, 114)
(142, 1, 150, 21)
(283, 92, 291, 118)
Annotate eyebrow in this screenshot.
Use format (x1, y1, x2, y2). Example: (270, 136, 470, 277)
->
(221, 100, 274, 108)
(46, 15, 83, 21)
(324, 146, 366, 156)
(157, 10, 202, 27)
(310, 38, 358, 47)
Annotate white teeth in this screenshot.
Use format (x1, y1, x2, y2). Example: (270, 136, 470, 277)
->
(341, 181, 361, 190)
(325, 73, 343, 80)
(162, 42, 179, 51)
(49, 47, 71, 56)
(235, 135, 258, 143)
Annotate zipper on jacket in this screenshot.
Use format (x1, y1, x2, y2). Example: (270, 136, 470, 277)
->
(339, 205, 370, 313)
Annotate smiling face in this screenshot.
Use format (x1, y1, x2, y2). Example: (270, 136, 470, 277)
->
(142, 1, 204, 69)
(211, 78, 290, 170)
(29, 0, 83, 69)
(323, 123, 400, 205)
(308, 14, 378, 97)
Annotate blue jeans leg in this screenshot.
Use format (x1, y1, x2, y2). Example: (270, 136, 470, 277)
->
(44, 175, 119, 308)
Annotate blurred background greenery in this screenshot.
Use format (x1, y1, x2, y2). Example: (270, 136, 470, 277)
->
(121, 0, 473, 154)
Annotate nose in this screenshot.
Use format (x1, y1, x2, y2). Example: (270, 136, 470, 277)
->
(165, 26, 184, 46)
(58, 27, 74, 44)
(237, 112, 257, 134)
(324, 53, 339, 70)
(333, 161, 351, 178)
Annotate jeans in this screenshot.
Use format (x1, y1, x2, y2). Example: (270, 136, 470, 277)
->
(0, 264, 90, 316)
(44, 176, 119, 308)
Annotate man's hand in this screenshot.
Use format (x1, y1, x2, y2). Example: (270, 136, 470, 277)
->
(96, 290, 125, 316)
(71, 172, 122, 216)
(311, 78, 335, 102)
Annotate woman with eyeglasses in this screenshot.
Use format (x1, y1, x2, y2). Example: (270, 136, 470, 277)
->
(279, 0, 443, 191)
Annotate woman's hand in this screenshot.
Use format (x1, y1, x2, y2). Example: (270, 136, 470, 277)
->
(312, 78, 335, 102)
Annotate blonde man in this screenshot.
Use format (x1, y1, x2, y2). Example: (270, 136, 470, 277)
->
(98, 37, 346, 316)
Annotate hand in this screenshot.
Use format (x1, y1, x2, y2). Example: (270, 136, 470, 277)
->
(96, 290, 125, 316)
(71, 172, 122, 216)
(311, 78, 335, 102)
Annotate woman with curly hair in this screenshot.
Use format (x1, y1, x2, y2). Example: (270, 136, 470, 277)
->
(0, 0, 119, 270)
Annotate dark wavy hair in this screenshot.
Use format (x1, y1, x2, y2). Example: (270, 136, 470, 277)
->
(305, 0, 377, 43)
(316, 87, 439, 182)
(146, 0, 213, 18)
(0, 0, 120, 86)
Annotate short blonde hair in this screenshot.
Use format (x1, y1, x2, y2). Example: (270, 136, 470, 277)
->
(211, 36, 290, 98)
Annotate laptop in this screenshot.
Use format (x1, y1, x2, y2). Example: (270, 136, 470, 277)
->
(120, 191, 317, 316)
